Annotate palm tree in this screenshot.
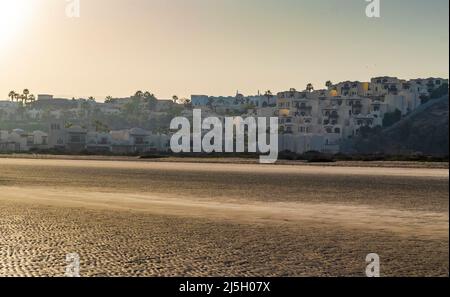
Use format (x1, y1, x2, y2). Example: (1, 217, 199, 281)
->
(306, 83, 314, 92)
(143, 91, 154, 99)
(20, 94, 27, 104)
(172, 95, 179, 103)
(27, 94, 36, 105)
(183, 99, 192, 107)
(8, 91, 16, 101)
(325, 81, 333, 89)
(265, 90, 273, 105)
(134, 90, 144, 98)
(23, 89, 30, 101)
(93, 120, 109, 133)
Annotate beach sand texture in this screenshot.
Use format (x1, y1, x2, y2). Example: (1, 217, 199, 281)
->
(0, 159, 448, 276)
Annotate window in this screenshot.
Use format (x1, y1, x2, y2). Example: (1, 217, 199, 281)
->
(70, 135, 81, 143)
(135, 137, 144, 145)
(51, 124, 60, 130)
(27, 136, 34, 146)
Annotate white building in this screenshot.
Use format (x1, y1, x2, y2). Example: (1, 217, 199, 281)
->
(37, 94, 54, 101)
(0, 129, 48, 152)
(110, 128, 170, 154)
(86, 131, 113, 153)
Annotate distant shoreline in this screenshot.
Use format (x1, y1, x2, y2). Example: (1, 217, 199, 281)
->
(0, 153, 448, 169)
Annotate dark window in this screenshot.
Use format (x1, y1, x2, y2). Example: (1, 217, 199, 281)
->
(70, 135, 81, 143)
(135, 137, 144, 144)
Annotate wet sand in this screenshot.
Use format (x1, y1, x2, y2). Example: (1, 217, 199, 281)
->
(0, 158, 448, 276)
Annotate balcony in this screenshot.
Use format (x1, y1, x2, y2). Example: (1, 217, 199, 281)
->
(352, 101, 363, 108)
(329, 111, 339, 119)
(296, 103, 312, 110)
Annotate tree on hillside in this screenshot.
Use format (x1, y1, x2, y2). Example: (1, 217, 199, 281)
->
(134, 90, 144, 98)
(265, 90, 273, 106)
(8, 91, 16, 101)
(23, 89, 30, 101)
(383, 109, 402, 128)
(93, 120, 110, 133)
(27, 94, 36, 105)
(430, 83, 449, 99)
(143, 91, 157, 110)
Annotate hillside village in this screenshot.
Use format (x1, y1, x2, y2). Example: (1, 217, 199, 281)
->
(0, 76, 448, 155)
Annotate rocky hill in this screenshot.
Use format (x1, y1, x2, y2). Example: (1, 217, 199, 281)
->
(348, 95, 449, 157)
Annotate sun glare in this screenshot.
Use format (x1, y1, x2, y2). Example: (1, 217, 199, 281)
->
(0, 0, 34, 49)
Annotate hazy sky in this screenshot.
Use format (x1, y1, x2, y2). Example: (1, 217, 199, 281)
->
(0, 0, 448, 101)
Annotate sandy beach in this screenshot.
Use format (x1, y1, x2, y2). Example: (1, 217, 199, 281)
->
(0, 158, 448, 276)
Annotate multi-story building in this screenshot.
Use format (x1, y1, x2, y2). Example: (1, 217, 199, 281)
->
(330, 81, 371, 97)
(1, 75, 447, 155)
(409, 78, 448, 96)
(0, 129, 49, 152)
(370, 76, 405, 97)
(274, 74, 448, 154)
(110, 128, 170, 154)
(48, 123, 87, 152)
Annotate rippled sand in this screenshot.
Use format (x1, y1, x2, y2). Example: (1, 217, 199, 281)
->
(0, 158, 448, 276)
